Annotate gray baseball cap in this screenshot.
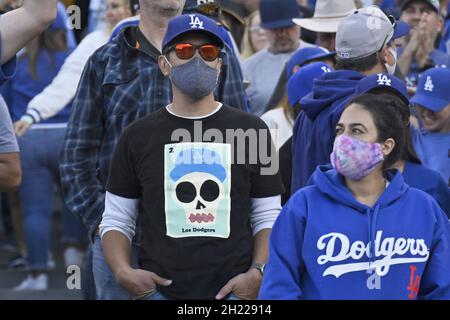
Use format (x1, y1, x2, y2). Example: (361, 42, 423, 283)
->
(336, 6, 394, 60)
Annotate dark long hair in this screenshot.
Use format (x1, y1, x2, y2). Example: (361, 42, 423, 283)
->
(366, 88, 422, 164)
(26, 29, 68, 79)
(343, 93, 409, 170)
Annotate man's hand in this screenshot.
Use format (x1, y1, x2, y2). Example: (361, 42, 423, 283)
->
(215, 268, 262, 300)
(415, 14, 435, 67)
(14, 120, 31, 137)
(115, 267, 172, 299)
(398, 28, 419, 77)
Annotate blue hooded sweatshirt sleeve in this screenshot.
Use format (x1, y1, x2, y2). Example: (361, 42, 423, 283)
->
(261, 165, 450, 300)
(291, 70, 364, 193)
(259, 192, 307, 300)
(419, 204, 450, 300)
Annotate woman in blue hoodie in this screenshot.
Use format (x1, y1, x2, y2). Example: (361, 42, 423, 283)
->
(259, 93, 450, 300)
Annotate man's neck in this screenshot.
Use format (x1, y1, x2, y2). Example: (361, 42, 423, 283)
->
(268, 41, 300, 55)
(362, 63, 387, 76)
(170, 92, 219, 118)
(138, 12, 173, 52)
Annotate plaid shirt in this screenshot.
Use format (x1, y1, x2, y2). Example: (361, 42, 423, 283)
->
(60, 27, 249, 238)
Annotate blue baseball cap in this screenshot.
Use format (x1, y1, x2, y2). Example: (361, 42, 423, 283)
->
(392, 20, 410, 40)
(355, 73, 409, 106)
(411, 68, 450, 112)
(259, 0, 301, 30)
(170, 148, 227, 182)
(285, 46, 335, 78)
(287, 62, 333, 107)
(162, 14, 224, 52)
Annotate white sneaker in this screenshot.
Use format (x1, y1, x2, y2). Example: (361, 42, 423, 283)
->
(13, 274, 48, 291)
(63, 247, 84, 269)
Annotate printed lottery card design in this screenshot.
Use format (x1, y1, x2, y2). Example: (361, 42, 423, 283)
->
(164, 142, 231, 238)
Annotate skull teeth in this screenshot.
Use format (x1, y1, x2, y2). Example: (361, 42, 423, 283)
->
(188, 213, 215, 223)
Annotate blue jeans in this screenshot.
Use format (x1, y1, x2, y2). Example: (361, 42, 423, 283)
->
(93, 235, 139, 300)
(18, 128, 86, 271)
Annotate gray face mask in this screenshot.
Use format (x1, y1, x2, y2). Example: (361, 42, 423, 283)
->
(165, 56, 219, 101)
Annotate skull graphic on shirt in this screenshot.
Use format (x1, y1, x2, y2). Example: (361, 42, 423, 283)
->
(172, 172, 224, 226)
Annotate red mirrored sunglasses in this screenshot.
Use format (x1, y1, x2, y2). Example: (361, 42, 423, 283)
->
(168, 43, 221, 62)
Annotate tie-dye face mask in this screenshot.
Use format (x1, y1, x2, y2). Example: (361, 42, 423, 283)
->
(330, 134, 384, 181)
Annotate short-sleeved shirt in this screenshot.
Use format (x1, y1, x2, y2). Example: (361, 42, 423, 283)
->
(107, 105, 284, 300)
(412, 127, 450, 187)
(242, 42, 314, 116)
(0, 95, 19, 153)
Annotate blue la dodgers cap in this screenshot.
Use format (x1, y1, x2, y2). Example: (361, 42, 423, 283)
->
(285, 46, 335, 78)
(355, 73, 409, 106)
(411, 67, 450, 112)
(162, 13, 224, 52)
(287, 62, 334, 107)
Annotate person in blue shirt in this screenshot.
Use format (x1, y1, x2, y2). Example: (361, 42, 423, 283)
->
(259, 93, 450, 300)
(410, 67, 450, 187)
(1, 7, 86, 291)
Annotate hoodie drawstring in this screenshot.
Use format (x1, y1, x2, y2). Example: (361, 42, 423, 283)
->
(368, 205, 381, 269)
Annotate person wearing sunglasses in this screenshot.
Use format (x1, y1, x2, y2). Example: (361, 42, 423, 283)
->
(60, 0, 250, 301)
(99, 13, 284, 300)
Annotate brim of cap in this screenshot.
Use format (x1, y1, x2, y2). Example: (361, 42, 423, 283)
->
(393, 21, 410, 39)
(411, 93, 449, 112)
(401, 0, 439, 13)
(261, 19, 296, 30)
(360, 85, 410, 106)
(301, 51, 336, 66)
(293, 16, 346, 33)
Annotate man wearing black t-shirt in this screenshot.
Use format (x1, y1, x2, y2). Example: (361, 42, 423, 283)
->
(99, 14, 284, 300)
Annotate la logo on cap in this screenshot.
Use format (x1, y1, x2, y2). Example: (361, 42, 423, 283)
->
(189, 15, 204, 29)
(377, 74, 391, 86)
(424, 76, 434, 92)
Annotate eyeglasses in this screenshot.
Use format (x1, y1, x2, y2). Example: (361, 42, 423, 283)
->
(167, 43, 221, 62)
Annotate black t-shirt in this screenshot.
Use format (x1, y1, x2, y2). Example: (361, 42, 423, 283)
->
(107, 105, 284, 300)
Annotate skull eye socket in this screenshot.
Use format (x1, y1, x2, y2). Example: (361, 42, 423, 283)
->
(176, 181, 196, 203)
(200, 180, 220, 202)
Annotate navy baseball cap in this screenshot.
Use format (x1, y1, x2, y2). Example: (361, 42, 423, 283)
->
(287, 62, 333, 107)
(259, 0, 301, 30)
(170, 148, 226, 182)
(400, 0, 440, 13)
(162, 14, 224, 52)
(286, 46, 335, 78)
(355, 73, 409, 106)
(411, 68, 450, 112)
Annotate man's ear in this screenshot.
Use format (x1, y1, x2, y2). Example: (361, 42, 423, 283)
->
(438, 16, 444, 33)
(379, 46, 390, 65)
(381, 138, 396, 159)
(158, 55, 171, 76)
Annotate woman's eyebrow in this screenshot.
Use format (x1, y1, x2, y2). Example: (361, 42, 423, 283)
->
(349, 123, 368, 131)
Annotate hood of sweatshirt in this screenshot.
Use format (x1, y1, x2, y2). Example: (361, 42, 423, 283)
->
(300, 70, 363, 121)
(312, 165, 410, 264)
